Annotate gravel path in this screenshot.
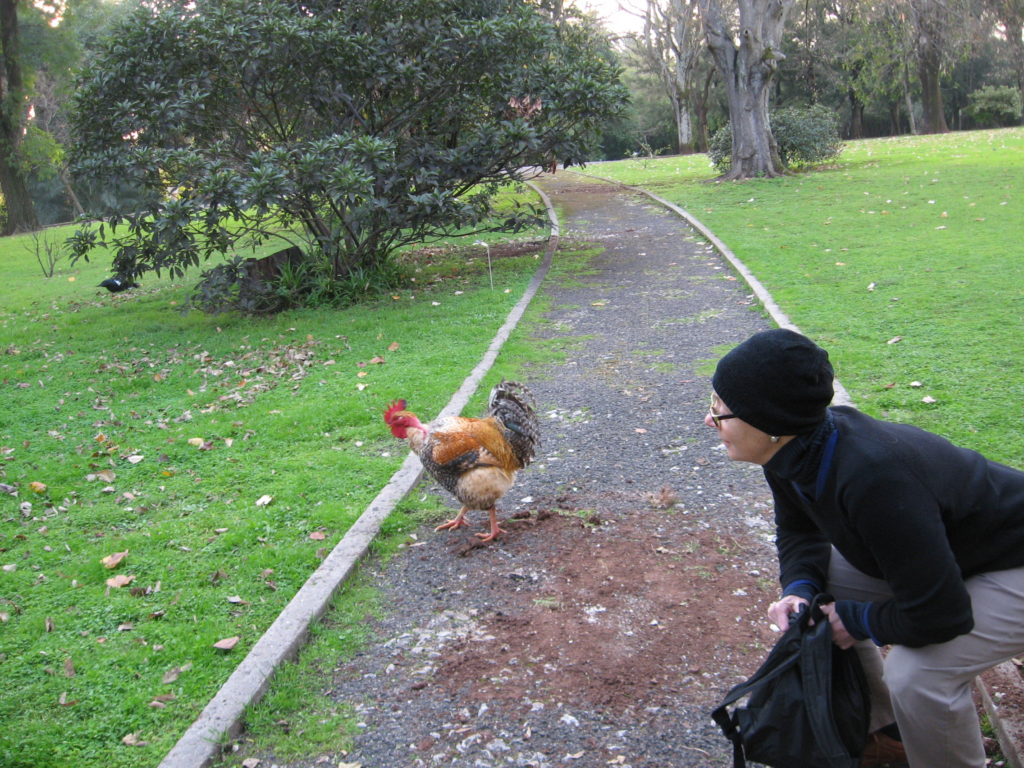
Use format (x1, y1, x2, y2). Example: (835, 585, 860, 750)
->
(232, 172, 788, 768)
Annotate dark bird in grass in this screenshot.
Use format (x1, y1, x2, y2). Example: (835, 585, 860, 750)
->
(384, 381, 541, 542)
(99, 277, 139, 293)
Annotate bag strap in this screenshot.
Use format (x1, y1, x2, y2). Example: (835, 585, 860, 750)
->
(711, 610, 808, 768)
(801, 595, 860, 768)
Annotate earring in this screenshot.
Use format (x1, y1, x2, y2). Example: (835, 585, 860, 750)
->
(769, 435, 780, 443)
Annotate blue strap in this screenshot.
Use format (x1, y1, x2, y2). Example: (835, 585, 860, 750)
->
(790, 429, 839, 503)
(815, 428, 840, 500)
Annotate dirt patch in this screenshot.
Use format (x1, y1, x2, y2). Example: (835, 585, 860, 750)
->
(432, 505, 777, 714)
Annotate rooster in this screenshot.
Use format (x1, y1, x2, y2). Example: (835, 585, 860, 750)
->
(384, 381, 540, 542)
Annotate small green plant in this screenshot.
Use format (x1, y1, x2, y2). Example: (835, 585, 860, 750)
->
(631, 136, 667, 169)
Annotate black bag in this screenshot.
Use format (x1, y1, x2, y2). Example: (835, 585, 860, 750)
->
(711, 593, 871, 768)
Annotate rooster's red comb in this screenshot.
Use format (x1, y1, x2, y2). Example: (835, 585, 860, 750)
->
(383, 399, 408, 424)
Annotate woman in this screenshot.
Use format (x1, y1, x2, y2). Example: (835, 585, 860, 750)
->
(707, 328, 1024, 768)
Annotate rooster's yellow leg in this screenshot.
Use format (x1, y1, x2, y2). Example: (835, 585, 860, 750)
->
(435, 507, 470, 532)
(475, 508, 507, 542)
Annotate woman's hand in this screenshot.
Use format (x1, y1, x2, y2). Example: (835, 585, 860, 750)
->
(767, 595, 809, 631)
(819, 602, 856, 649)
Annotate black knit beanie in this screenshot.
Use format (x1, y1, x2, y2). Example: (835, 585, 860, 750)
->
(712, 328, 834, 436)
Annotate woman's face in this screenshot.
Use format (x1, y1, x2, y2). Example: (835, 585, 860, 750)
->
(705, 392, 790, 465)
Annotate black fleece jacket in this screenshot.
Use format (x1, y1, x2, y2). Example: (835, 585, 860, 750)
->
(765, 406, 1024, 648)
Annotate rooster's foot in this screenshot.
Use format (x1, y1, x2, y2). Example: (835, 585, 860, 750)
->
(475, 523, 507, 543)
(435, 514, 469, 533)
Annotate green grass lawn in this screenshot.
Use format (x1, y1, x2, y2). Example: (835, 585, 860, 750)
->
(0, 198, 553, 767)
(592, 128, 1024, 468)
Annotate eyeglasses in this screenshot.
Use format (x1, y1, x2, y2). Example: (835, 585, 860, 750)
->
(708, 400, 738, 429)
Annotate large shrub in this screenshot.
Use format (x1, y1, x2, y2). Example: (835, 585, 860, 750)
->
(708, 104, 843, 174)
(68, 0, 626, 311)
(965, 86, 1023, 128)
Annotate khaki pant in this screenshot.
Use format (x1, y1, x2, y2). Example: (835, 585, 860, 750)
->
(828, 548, 1024, 768)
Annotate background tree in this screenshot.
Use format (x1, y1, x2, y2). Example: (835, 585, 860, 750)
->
(901, 0, 984, 134)
(981, 0, 1024, 122)
(0, 0, 39, 233)
(67, 0, 626, 308)
(631, 0, 707, 153)
(697, 0, 797, 178)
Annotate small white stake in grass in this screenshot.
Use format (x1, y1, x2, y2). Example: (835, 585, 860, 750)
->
(476, 240, 493, 290)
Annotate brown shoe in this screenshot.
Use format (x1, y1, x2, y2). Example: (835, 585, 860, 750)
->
(860, 731, 908, 767)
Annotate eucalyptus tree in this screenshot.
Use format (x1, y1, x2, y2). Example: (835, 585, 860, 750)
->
(632, 0, 708, 152)
(67, 0, 626, 309)
(696, 0, 797, 178)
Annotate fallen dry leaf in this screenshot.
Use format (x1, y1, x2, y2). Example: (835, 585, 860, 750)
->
(255, 494, 273, 507)
(187, 437, 206, 448)
(28, 481, 47, 494)
(122, 733, 148, 747)
(886, 336, 902, 345)
(106, 574, 136, 588)
(126, 454, 144, 464)
(63, 658, 75, 677)
(922, 395, 937, 404)
(213, 636, 240, 651)
(309, 531, 326, 541)
(162, 664, 191, 684)
(101, 550, 129, 569)
(388, 341, 400, 352)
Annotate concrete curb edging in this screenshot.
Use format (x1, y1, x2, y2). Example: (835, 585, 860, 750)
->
(573, 169, 1024, 767)
(157, 179, 560, 768)
(978, 662, 1024, 768)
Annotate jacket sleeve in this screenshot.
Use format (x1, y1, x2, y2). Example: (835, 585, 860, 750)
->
(767, 471, 831, 598)
(839, 463, 974, 647)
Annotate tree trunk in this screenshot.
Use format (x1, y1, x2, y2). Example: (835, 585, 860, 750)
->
(902, 58, 918, 135)
(848, 92, 864, 139)
(0, 0, 38, 234)
(692, 67, 715, 152)
(888, 101, 901, 135)
(60, 168, 85, 219)
(917, 45, 948, 133)
(673, 93, 693, 153)
(698, 0, 794, 180)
